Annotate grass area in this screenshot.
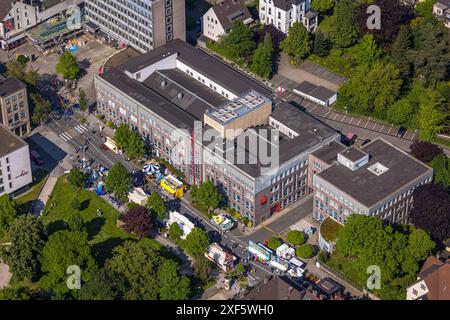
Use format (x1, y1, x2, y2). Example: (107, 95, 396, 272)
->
(308, 48, 355, 78)
(320, 217, 342, 243)
(16, 169, 48, 213)
(41, 177, 160, 265)
(432, 136, 450, 148)
(325, 254, 365, 288)
(317, 15, 333, 34)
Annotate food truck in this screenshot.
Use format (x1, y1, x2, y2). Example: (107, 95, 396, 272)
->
(160, 174, 184, 198)
(205, 243, 236, 272)
(211, 214, 235, 231)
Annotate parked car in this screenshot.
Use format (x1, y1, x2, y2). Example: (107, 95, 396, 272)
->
(344, 132, 358, 145)
(30, 150, 44, 165)
(100, 143, 109, 151)
(396, 127, 407, 138)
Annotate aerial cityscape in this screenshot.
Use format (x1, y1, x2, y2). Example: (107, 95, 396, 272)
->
(0, 0, 449, 306)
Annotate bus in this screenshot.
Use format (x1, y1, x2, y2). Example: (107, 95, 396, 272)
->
(205, 243, 236, 272)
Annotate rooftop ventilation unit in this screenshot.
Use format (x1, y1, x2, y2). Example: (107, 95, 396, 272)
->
(161, 80, 167, 88)
(177, 92, 184, 99)
(367, 162, 389, 176)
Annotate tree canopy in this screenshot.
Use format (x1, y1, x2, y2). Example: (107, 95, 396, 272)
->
(67, 168, 85, 191)
(3, 214, 46, 282)
(190, 180, 223, 213)
(146, 192, 167, 220)
(157, 259, 190, 300)
(105, 162, 131, 203)
(296, 244, 314, 259)
(184, 227, 210, 258)
(410, 141, 444, 163)
(31, 93, 52, 125)
(287, 230, 306, 246)
(114, 124, 146, 159)
(0, 194, 19, 232)
(39, 230, 97, 298)
(56, 51, 80, 80)
(280, 22, 312, 64)
(121, 205, 153, 238)
(219, 20, 256, 61)
(251, 33, 275, 79)
(330, 0, 358, 48)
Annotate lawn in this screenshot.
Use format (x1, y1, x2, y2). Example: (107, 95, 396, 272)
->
(325, 254, 366, 288)
(41, 177, 160, 265)
(16, 169, 48, 213)
(317, 15, 333, 34)
(308, 48, 355, 78)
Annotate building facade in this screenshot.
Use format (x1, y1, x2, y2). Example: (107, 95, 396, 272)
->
(0, 0, 84, 50)
(0, 76, 31, 136)
(202, 0, 253, 42)
(85, 0, 186, 53)
(433, 0, 450, 28)
(258, 0, 318, 33)
(0, 124, 32, 196)
(312, 138, 434, 226)
(94, 40, 339, 226)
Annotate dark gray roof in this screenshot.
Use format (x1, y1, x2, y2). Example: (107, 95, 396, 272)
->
(122, 39, 271, 97)
(0, 77, 26, 97)
(212, 0, 252, 31)
(311, 141, 346, 165)
(0, 124, 27, 157)
(230, 103, 338, 177)
(243, 276, 318, 300)
(273, 0, 295, 11)
(437, 0, 450, 8)
(317, 138, 433, 208)
(294, 81, 336, 102)
(304, 10, 318, 20)
(338, 146, 368, 163)
(0, 0, 15, 21)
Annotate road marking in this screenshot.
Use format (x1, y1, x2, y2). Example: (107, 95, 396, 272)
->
(371, 122, 377, 130)
(75, 125, 89, 134)
(356, 119, 362, 126)
(411, 129, 417, 141)
(364, 121, 369, 128)
(379, 125, 384, 133)
(333, 113, 339, 120)
(59, 132, 72, 141)
(387, 126, 393, 135)
(309, 104, 318, 112)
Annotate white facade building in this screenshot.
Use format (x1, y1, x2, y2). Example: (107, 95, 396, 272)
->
(258, 0, 318, 33)
(0, 124, 32, 196)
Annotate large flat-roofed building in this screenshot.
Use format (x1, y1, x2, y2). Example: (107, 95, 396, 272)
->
(313, 138, 434, 226)
(85, 0, 186, 53)
(0, 124, 32, 196)
(0, 76, 31, 136)
(94, 39, 340, 226)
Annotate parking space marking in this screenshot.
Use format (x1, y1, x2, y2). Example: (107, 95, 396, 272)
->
(387, 126, 393, 135)
(324, 110, 331, 117)
(356, 119, 362, 126)
(411, 130, 417, 141)
(379, 125, 384, 133)
(341, 115, 347, 122)
(371, 122, 377, 130)
(333, 113, 339, 120)
(309, 104, 319, 112)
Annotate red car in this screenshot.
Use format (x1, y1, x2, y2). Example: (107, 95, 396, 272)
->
(100, 144, 109, 151)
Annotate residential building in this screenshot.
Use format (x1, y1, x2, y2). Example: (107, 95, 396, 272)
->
(0, 76, 31, 136)
(312, 138, 434, 227)
(0, 124, 32, 196)
(85, 0, 186, 53)
(202, 0, 253, 42)
(242, 276, 319, 300)
(94, 39, 339, 226)
(433, 0, 450, 28)
(0, 0, 85, 50)
(258, 0, 318, 33)
(406, 256, 450, 300)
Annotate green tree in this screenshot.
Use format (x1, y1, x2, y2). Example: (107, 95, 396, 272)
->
(296, 244, 314, 258)
(280, 22, 312, 64)
(157, 259, 190, 300)
(78, 88, 88, 117)
(67, 168, 85, 191)
(287, 230, 306, 246)
(251, 33, 274, 79)
(105, 162, 131, 203)
(0, 194, 19, 232)
(79, 268, 126, 300)
(56, 51, 80, 80)
(67, 212, 85, 232)
(418, 90, 447, 141)
(429, 154, 450, 188)
(3, 214, 46, 282)
(234, 262, 245, 277)
(106, 241, 162, 300)
(114, 124, 131, 149)
(415, 0, 438, 21)
(5, 60, 26, 81)
(39, 230, 97, 298)
(313, 32, 330, 57)
(337, 61, 402, 119)
(30, 93, 52, 125)
(390, 25, 412, 79)
(126, 130, 146, 159)
(0, 287, 30, 300)
(146, 192, 167, 220)
(351, 34, 383, 67)
(190, 180, 223, 213)
(17, 54, 29, 66)
(194, 254, 213, 283)
(184, 227, 210, 258)
(267, 237, 282, 250)
(70, 196, 81, 211)
(312, 0, 335, 13)
(386, 98, 415, 127)
(169, 222, 183, 240)
(220, 20, 256, 61)
(330, 0, 358, 48)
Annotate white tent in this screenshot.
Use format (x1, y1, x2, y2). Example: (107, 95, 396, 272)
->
(276, 244, 295, 259)
(128, 187, 148, 206)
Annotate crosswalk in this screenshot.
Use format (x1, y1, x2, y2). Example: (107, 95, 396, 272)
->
(59, 132, 73, 142)
(74, 124, 89, 134)
(58, 125, 88, 142)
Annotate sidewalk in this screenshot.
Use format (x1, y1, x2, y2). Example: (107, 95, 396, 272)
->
(32, 165, 65, 217)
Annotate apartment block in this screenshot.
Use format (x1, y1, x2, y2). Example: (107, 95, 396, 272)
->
(312, 138, 434, 226)
(94, 39, 339, 226)
(0, 124, 32, 196)
(433, 0, 450, 28)
(258, 0, 318, 33)
(0, 76, 31, 136)
(85, 0, 186, 53)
